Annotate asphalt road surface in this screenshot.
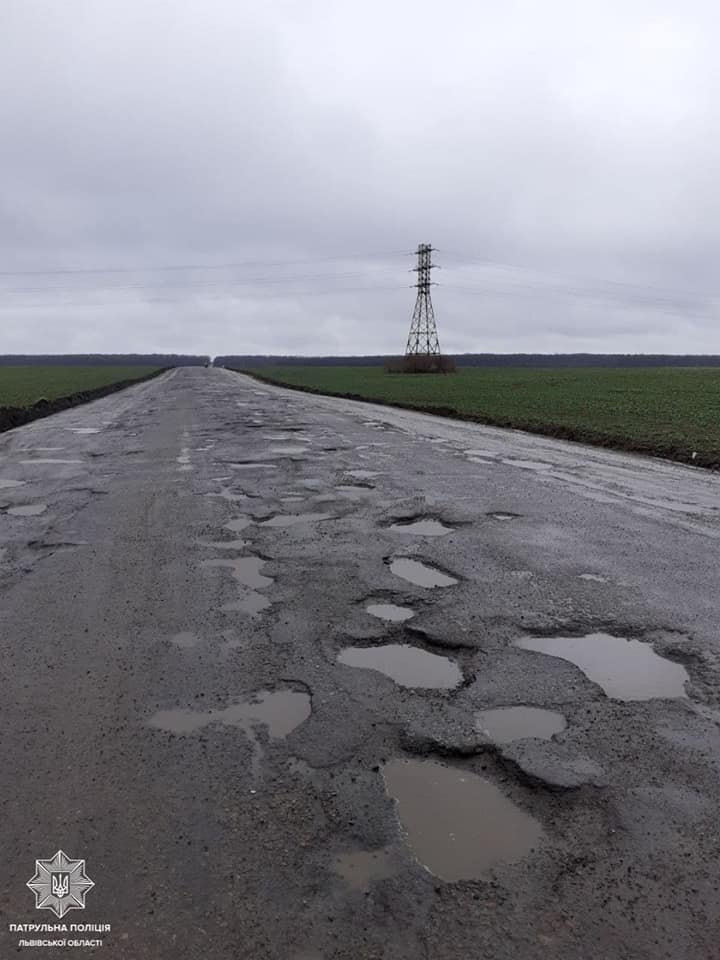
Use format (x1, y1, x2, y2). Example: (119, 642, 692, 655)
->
(1, 366, 719, 959)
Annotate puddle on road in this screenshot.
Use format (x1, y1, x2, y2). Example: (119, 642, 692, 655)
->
(202, 557, 273, 589)
(332, 849, 395, 890)
(20, 459, 82, 465)
(149, 689, 311, 737)
(336, 484, 373, 497)
(259, 513, 332, 528)
(390, 558, 458, 588)
(67, 427, 100, 435)
(280, 496, 305, 503)
(230, 462, 277, 470)
(579, 573, 608, 583)
(269, 445, 309, 456)
(515, 633, 689, 701)
(8, 503, 47, 516)
(223, 592, 272, 615)
(389, 519, 453, 536)
(225, 516, 253, 533)
(487, 512, 519, 521)
(338, 644, 462, 689)
(366, 603, 415, 622)
(383, 758, 543, 881)
(475, 707, 567, 744)
(0, 479, 26, 489)
(347, 469, 379, 479)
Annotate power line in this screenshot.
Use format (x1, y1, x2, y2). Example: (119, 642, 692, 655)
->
(0, 250, 410, 278)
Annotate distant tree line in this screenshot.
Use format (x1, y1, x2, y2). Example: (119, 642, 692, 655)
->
(216, 353, 720, 369)
(0, 354, 210, 366)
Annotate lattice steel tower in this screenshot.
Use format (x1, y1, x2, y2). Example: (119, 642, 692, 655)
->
(405, 243, 441, 356)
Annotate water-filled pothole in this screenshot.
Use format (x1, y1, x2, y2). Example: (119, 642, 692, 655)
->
(225, 516, 253, 533)
(332, 849, 395, 889)
(515, 633, 689, 700)
(202, 557, 273, 589)
(347, 469, 378, 479)
(475, 707, 566, 744)
(337, 644, 461, 689)
(259, 513, 332, 527)
(20, 459, 82, 465)
(149, 689, 311, 736)
(366, 603, 415, 622)
(383, 758, 543, 881)
(0, 479, 26, 489)
(389, 519, 452, 536)
(389, 558, 457, 588)
(8, 503, 47, 516)
(170, 631, 202, 649)
(67, 427, 100, 435)
(269, 445, 309, 456)
(223, 593, 271, 615)
(487, 512, 519, 521)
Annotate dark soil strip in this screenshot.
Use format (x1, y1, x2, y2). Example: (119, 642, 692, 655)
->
(0, 368, 169, 435)
(235, 369, 719, 471)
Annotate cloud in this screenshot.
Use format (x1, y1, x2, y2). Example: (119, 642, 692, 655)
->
(1, 0, 719, 354)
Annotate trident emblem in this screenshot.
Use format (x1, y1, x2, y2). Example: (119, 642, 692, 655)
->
(51, 874, 69, 898)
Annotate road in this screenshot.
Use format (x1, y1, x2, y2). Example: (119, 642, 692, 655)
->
(1, 366, 719, 959)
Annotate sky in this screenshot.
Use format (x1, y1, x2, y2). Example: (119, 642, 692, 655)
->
(1, 0, 719, 357)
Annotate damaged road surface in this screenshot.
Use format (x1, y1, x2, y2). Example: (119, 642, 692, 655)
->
(1, 366, 719, 959)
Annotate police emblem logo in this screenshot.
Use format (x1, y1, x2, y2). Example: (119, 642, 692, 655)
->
(27, 850, 94, 919)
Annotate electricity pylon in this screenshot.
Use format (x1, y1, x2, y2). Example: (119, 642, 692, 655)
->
(405, 243, 441, 356)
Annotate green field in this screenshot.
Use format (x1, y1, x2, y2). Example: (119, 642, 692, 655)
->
(0, 366, 160, 407)
(242, 365, 720, 468)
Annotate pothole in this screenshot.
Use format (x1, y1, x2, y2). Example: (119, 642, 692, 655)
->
(346, 470, 379, 480)
(229, 463, 278, 470)
(202, 556, 273, 590)
(366, 603, 415, 622)
(223, 592, 272, 615)
(475, 707, 567, 744)
(389, 519, 453, 536)
(269, 445, 309, 456)
(337, 644, 462, 689)
(515, 633, 689, 701)
(67, 427, 100, 435)
(225, 516, 253, 533)
(389, 558, 457, 588)
(382, 758, 543, 881)
(149, 688, 311, 737)
(332, 849, 395, 890)
(0, 479, 26, 489)
(7, 503, 47, 516)
(259, 513, 332, 528)
(579, 573, 608, 583)
(486, 512, 520, 521)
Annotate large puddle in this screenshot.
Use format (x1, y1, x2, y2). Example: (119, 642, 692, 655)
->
(337, 644, 462, 689)
(202, 557, 273, 589)
(149, 689, 311, 737)
(389, 519, 452, 536)
(390, 558, 457, 588)
(515, 633, 689, 701)
(225, 516, 253, 533)
(475, 707, 566, 744)
(366, 603, 415, 622)
(223, 592, 271, 615)
(383, 758, 543, 881)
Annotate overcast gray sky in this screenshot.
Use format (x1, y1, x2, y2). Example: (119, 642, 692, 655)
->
(1, 0, 718, 356)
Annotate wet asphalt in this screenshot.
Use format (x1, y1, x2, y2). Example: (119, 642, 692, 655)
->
(1, 365, 719, 959)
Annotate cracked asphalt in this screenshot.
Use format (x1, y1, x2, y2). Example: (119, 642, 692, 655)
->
(1, 365, 719, 959)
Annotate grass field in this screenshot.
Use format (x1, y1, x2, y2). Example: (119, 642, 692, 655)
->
(0, 366, 160, 407)
(241, 365, 720, 468)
